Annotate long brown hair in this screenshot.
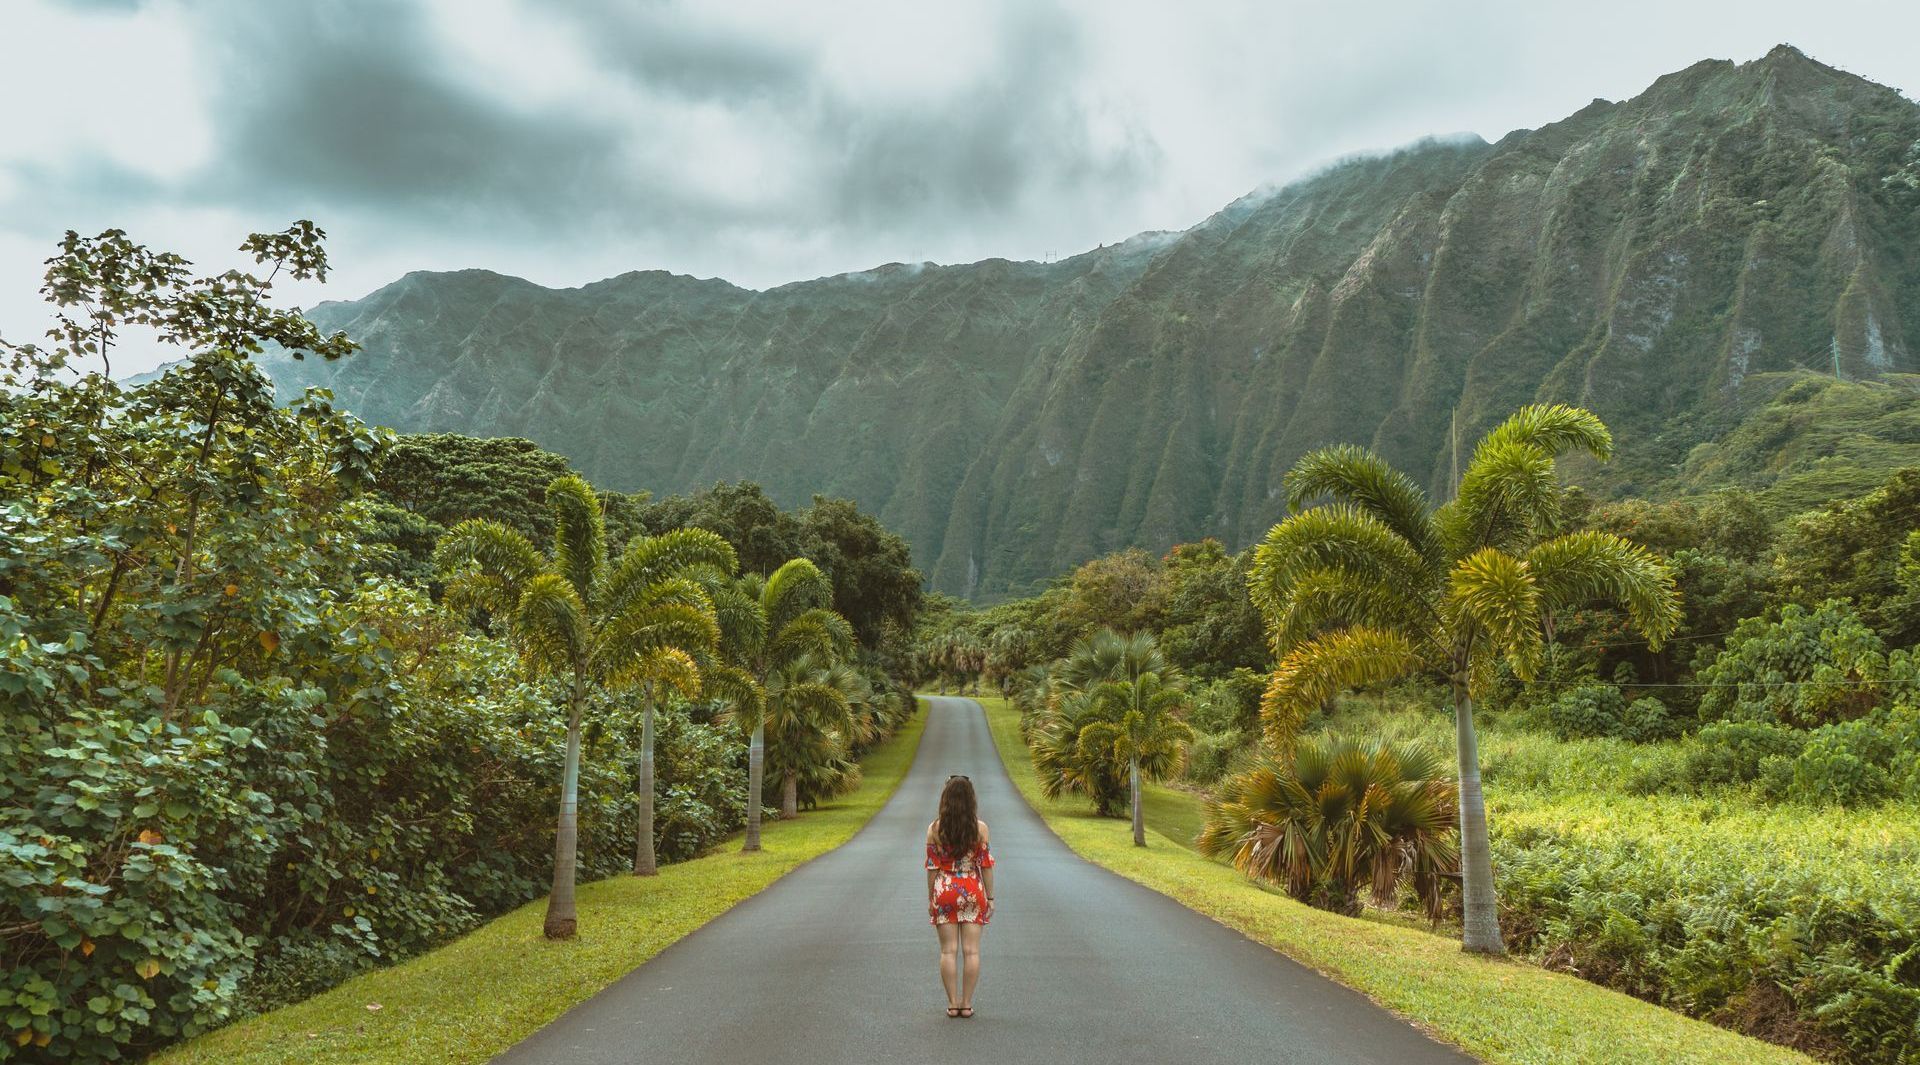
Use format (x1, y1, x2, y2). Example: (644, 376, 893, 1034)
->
(935, 775, 979, 858)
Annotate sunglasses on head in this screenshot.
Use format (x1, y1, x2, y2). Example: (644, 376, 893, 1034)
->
(948, 774, 970, 781)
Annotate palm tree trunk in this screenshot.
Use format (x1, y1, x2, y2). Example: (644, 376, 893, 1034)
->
(781, 770, 798, 818)
(1452, 680, 1505, 955)
(1130, 755, 1145, 847)
(743, 721, 765, 852)
(543, 694, 584, 939)
(633, 682, 658, 876)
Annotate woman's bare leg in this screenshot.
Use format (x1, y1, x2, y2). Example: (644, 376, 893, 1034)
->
(959, 923, 983, 1009)
(936, 923, 960, 1009)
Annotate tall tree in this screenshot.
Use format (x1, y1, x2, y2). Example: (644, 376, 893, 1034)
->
(435, 476, 726, 937)
(615, 528, 739, 876)
(705, 559, 854, 851)
(1247, 405, 1679, 954)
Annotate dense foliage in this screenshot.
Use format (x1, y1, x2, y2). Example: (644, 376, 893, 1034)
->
(0, 227, 924, 1060)
(930, 410, 1920, 1057)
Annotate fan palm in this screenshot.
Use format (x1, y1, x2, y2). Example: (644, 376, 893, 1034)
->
(1247, 405, 1679, 954)
(1084, 671, 1194, 846)
(1032, 630, 1176, 817)
(705, 559, 855, 851)
(1199, 736, 1458, 919)
(763, 655, 858, 817)
(435, 476, 729, 938)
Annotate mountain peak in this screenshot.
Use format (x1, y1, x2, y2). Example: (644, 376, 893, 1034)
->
(260, 49, 1920, 597)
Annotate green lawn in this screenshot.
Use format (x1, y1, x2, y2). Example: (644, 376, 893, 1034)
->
(151, 705, 928, 1065)
(975, 695, 1813, 1065)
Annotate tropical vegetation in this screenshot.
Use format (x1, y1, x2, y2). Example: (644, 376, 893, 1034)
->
(936, 404, 1920, 1060)
(0, 225, 926, 1060)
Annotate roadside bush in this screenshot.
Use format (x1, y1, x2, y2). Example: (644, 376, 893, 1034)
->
(1187, 671, 1263, 736)
(1757, 717, 1903, 807)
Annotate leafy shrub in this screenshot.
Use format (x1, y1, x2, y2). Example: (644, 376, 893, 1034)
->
(1187, 671, 1264, 735)
(1182, 729, 1247, 785)
(1621, 696, 1678, 743)
(1541, 684, 1628, 740)
(1683, 721, 1808, 787)
(1778, 728, 1894, 806)
(1618, 743, 1691, 796)
(1696, 602, 1895, 728)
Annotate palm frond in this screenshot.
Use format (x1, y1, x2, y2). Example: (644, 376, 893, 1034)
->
(603, 528, 737, 615)
(546, 475, 606, 602)
(593, 601, 720, 679)
(1447, 438, 1559, 550)
(514, 573, 590, 677)
(612, 646, 702, 699)
(762, 558, 834, 635)
(1474, 403, 1612, 461)
(1527, 530, 1682, 649)
(1262, 627, 1424, 749)
(1448, 548, 1545, 680)
(770, 608, 855, 667)
(704, 663, 767, 730)
(434, 518, 542, 615)
(1284, 444, 1442, 563)
(1250, 504, 1436, 649)
(711, 579, 769, 662)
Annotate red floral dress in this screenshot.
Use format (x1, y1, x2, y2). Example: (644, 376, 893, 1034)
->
(926, 833, 994, 926)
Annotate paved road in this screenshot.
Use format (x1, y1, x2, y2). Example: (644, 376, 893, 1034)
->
(495, 696, 1474, 1064)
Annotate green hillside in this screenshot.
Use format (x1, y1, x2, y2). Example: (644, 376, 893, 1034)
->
(260, 45, 1920, 597)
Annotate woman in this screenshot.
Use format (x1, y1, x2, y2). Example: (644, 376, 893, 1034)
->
(926, 773, 994, 1018)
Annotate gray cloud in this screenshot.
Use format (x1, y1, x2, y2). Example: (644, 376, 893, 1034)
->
(200, 2, 627, 230)
(1, 0, 1917, 374)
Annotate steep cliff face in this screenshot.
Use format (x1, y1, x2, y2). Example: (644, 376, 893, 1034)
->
(264, 46, 1920, 597)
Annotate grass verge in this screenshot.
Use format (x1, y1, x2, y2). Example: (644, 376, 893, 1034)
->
(151, 705, 928, 1065)
(976, 694, 1812, 1065)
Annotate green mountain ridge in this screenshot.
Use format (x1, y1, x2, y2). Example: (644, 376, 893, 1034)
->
(258, 45, 1920, 598)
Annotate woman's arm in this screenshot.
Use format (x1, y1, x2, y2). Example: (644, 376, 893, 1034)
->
(980, 821, 994, 906)
(926, 823, 938, 916)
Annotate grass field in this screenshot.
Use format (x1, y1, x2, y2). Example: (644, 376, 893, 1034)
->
(150, 705, 928, 1065)
(975, 694, 1814, 1065)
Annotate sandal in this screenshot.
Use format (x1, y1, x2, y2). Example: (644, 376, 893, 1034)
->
(945, 1006, 962, 1018)
(958, 1006, 974, 1019)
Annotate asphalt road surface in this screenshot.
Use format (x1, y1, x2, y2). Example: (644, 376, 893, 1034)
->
(493, 695, 1476, 1064)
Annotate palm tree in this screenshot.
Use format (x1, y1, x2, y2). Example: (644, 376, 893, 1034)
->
(1199, 736, 1458, 919)
(1032, 630, 1175, 818)
(985, 624, 1035, 697)
(763, 656, 857, 817)
(1085, 671, 1193, 846)
(616, 529, 739, 876)
(435, 476, 727, 938)
(1246, 405, 1679, 954)
(706, 559, 854, 851)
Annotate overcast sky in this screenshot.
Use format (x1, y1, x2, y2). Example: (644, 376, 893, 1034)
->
(2, 0, 1916, 374)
